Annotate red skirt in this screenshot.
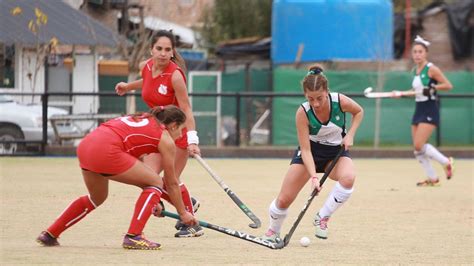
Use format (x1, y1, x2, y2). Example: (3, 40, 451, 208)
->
(77, 127, 137, 175)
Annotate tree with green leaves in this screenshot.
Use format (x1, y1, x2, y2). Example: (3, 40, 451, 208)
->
(199, 0, 272, 49)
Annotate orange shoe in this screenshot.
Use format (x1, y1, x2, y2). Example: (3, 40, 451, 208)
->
(416, 178, 440, 187)
(444, 157, 454, 180)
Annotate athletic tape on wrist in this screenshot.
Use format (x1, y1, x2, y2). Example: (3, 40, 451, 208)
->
(187, 130, 199, 145)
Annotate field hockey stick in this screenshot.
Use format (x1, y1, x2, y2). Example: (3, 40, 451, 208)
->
(364, 87, 419, 98)
(194, 154, 262, 229)
(276, 145, 345, 249)
(161, 210, 278, 249)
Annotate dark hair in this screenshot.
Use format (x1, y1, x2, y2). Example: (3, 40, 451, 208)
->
(151, 30, 187, 73)
(301, 64, 328, 92)
(412, 42, 429, 52)
(151, 105, 186, 125)
(131, 105, 186, 126)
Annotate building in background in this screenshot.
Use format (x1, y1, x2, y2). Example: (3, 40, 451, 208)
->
(0, 0, 118, 116)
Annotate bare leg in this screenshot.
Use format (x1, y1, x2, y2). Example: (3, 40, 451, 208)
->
(276, 164, 310, 208)
(174, 147, 189, 179)
(412, 123, 436, 151)
(82, 170, 108, 206)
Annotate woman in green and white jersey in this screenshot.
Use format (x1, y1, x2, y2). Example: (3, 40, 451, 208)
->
(263, 65, 364, 242)
(394, 35, 454, 186)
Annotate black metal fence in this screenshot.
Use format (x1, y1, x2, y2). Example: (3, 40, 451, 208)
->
(0, 91, 472, 156)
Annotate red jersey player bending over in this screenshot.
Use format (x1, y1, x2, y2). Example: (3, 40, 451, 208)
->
(36, 105, 197, 250)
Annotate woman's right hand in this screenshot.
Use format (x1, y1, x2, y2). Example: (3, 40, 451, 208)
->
(187, 144, 201, 156)
(115, 82, 129, 96)
(179, 211, 198, 226)
(391, 90, 402, 98)
(310, 176, 321, 193)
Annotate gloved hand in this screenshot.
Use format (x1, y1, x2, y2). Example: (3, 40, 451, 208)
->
(422, 83, 436, 97)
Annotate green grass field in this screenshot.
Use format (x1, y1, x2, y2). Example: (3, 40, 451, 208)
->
(1, 157, 472, 264)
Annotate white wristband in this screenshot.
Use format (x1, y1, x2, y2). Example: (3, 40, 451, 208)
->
(187, 130, 199, 145)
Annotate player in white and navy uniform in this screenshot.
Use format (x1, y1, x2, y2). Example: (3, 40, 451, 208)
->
(263, 65, 364, 241)
(290, 94, 350, 170)
(404, 36, 454, 186)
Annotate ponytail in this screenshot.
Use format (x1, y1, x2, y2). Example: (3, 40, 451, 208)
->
(172, 49, 187, 73)
(150, 105, 186, 125)
(302, 64, 328, 92)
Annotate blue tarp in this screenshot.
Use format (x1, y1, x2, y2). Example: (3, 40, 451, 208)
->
(271, 0, 393, 64)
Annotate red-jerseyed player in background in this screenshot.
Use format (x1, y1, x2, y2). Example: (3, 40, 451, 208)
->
(114, 30, 203, 237)
(36, 106, 197, 250)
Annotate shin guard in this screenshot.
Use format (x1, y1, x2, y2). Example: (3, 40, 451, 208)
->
(47, 195, 97, 237)
(268, 199, 288, 234)
(414, 148, 436, 179)
(127, 186, 162, 235)
(160, 183, 194, 215)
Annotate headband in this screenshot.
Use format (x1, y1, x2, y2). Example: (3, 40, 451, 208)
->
(414, 35, 430, 47)
(306, 68, 323, 76)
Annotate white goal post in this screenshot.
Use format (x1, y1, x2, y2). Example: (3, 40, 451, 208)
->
(188, 71, 222, 147)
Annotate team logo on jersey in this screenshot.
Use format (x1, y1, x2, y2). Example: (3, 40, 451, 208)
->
(335, 115, 340, 121)
(421, 74, 425, 78)
(158, 84, 168, 95)
(427, 116, 432, 121)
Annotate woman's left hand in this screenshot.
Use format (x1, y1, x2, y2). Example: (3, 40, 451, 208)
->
(341, 136, 353, 150)
(187, 144, 201, 156)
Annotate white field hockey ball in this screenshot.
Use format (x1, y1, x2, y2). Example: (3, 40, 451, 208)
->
(300, 236, 310, 247)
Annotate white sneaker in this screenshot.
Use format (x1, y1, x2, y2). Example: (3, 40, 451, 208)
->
(313, 213, 330, 239)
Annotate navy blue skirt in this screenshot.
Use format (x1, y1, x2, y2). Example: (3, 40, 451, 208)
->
(412, 100, 439, 126)
(290, 141, 350, 173)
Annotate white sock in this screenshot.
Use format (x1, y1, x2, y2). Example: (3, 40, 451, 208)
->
(318, 182, 353, 218)
(268, 199, 288, 234)
(414, 148, 437, 180)
(424, 143, 449, 165)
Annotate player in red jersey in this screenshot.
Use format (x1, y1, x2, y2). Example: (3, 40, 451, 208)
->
(114, 30, 202, 237)
(36, 106, 197, 250)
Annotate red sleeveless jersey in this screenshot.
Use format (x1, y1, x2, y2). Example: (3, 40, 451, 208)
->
(141, 60, 187, 108)
(102, 114, 165, 158)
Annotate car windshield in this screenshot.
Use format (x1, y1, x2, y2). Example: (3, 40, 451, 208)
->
(0, 95, 14, 103)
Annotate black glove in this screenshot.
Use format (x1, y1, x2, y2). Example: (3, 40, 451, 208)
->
(422, 84, 436, 97)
